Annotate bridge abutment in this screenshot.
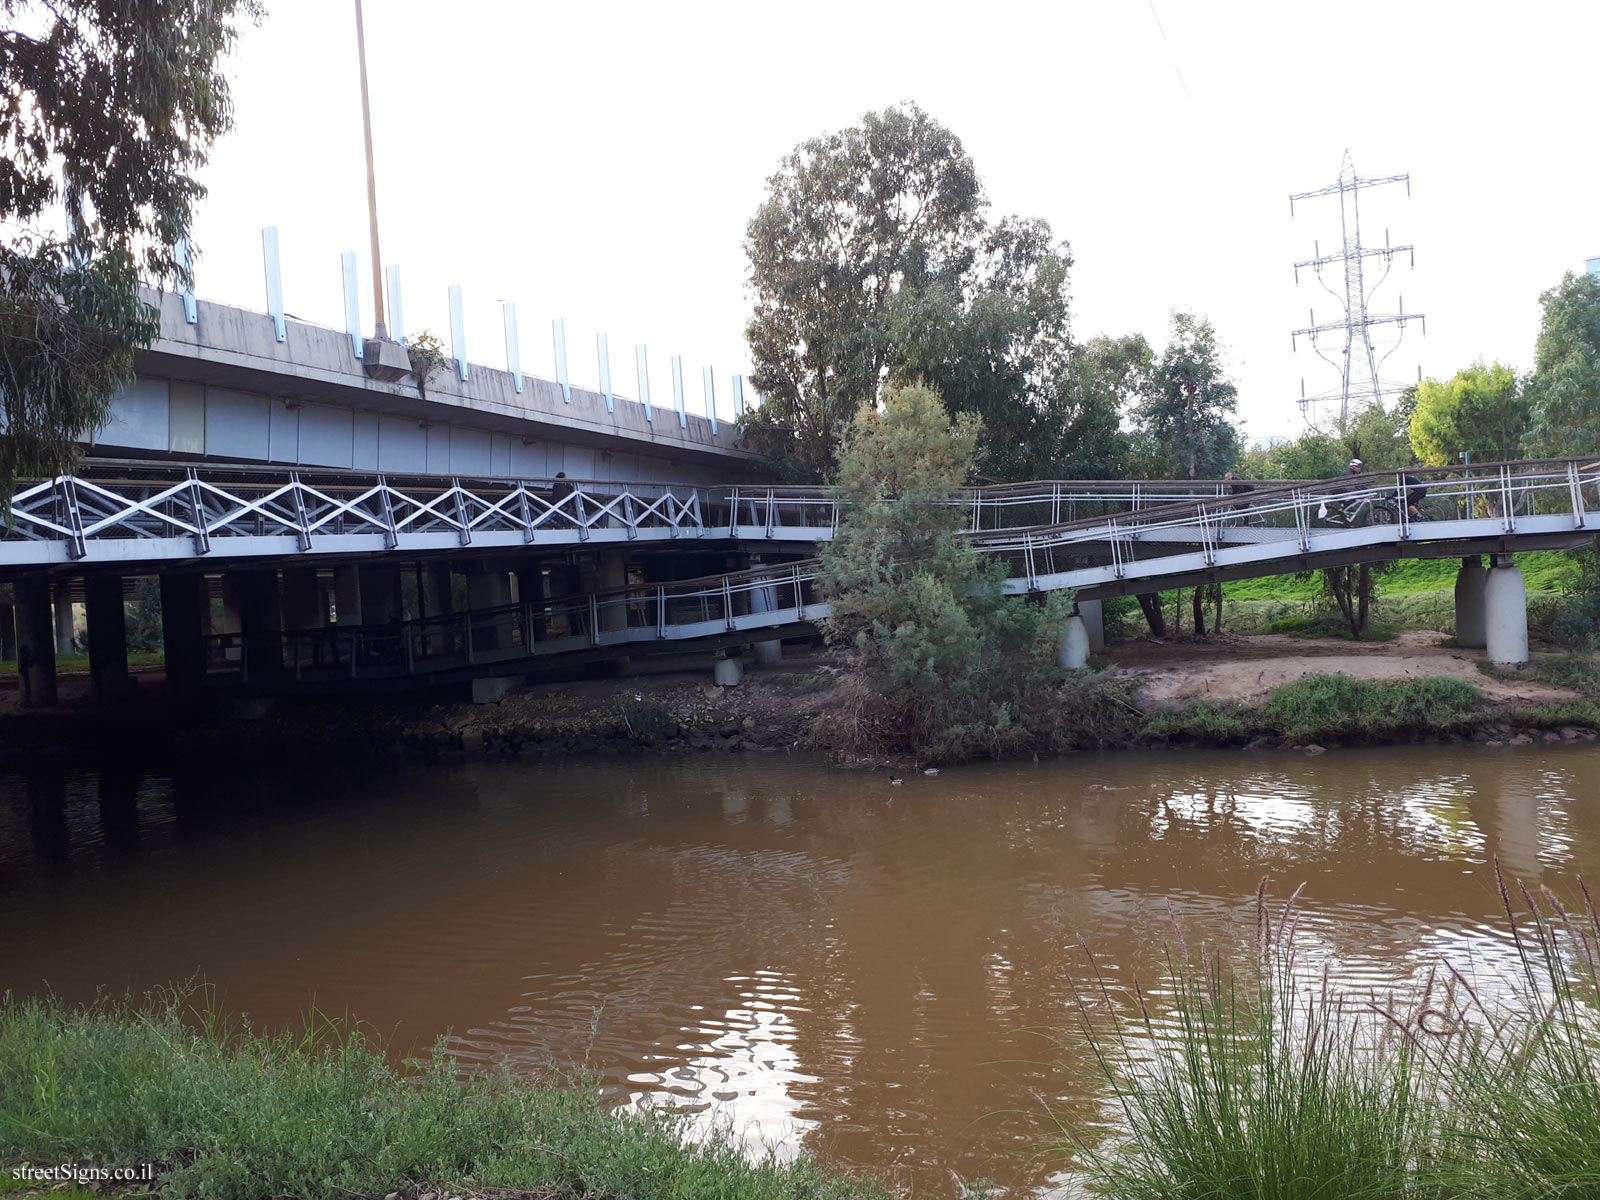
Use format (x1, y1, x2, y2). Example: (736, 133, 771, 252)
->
(85, 574, 131, 704)
(1485, 556, 1529, 665)
(1454, 557, 1487, 648)
(15, 580, 57, 707)
(159, 574, 208, 698)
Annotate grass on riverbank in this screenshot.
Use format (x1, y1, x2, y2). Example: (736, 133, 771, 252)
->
(1063, 872, 1600, 1199)
(0, 991, 883, 1200)
(1142, 674, 1485, 746)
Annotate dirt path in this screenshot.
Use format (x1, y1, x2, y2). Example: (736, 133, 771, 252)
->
(1113, 631, 1576, 706)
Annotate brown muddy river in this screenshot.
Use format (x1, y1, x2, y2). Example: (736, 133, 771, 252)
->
(3, 744, 1598, 1195)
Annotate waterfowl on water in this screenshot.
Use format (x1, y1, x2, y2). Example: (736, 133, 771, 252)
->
(888, 775, 903, 785)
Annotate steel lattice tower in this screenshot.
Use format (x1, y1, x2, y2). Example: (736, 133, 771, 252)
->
(1289, 150, 1425, 427)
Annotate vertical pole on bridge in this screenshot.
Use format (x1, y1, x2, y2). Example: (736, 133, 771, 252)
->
(386, 265, 404, 342)
(177, 236, 198, 325)
(341, 252, 364, 359)
(262, 228, 288, 343)
(503, 302, 523, 394)
(671, 356, 687, 429)
(449, 285, 468, 382)
(636, 345, 653, 423)
(703, 366, 718, 435)
(598, 333, 614, 412)
(732, 375, 746, 420)
(553, 319, 571, 403)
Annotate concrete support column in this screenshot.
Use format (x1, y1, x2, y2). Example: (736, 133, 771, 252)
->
(359, 565, 402, 627)
(1058, 614, 1090, 670)
(52, 581, 75, 656)
(1485, 557, 1529, 665)
(421, 563, 454, 618)
(85, 574, 130, 704)
(0, 602, 16, 662)
(713, 653, 743, 687)
(752, 639, 783, 665)
(333, 564, 362, 625)
(159, 573, 208, 697)
(281, 567, 324, 671)
(1454, 557, 1487, 649)
(14, 579, 58, 708)
(466, 566, 513, 653)
(234, 568, 281, 677)
(591, 550, 628, 636)
(281, 568, 324, 630)
(1078, 599, 1105, 652)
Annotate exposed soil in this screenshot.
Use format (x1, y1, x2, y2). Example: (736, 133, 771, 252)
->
(1112, 631, 1578, 707)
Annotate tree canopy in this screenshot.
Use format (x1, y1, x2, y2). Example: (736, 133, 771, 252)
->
(1408, 361, 1526, 466)
(0, 0, 258, 498)
(1523, 272, 1600, 459)
(742, 104, 1076, 481)
(1131, 311, 1240, 478)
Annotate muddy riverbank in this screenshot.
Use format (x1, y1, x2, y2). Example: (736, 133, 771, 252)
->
(1, 633, 1595, 767)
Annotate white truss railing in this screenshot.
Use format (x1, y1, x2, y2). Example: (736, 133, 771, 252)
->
(201, 459, 1600, 684)
(1, 462, 1305, 566)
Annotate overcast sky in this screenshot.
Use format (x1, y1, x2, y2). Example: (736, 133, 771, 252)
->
(185, 0, 1600, 443)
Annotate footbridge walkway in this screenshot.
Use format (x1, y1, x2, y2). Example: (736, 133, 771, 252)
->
(198, 458, 1600, 687)
(0, 461, 1263, 567)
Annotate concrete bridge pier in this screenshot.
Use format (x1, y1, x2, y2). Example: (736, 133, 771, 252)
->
(1454, 557, 1487, 648)
(1485, 555, 1529, 665)
(0, 601, 16, 662)
(235, 569, 282, 678)
(1078, 599, 1106, 653)
(281, 567, 325, 669)
(85, 574, 131, 703)
(1058, 614, 1090, 670)
(466, 563, 513, 653)
(52, 580, 75, 656)
(159, 573, 208, 698)
(14, 579, 57, 707)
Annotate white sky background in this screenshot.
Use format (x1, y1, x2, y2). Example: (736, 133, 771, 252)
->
(185, 0, 1600, 444)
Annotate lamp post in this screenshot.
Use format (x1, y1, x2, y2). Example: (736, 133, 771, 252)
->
(353, 0, 388, 341)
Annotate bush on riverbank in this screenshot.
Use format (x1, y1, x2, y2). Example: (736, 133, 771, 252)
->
(0, 991, 883, 1200)
(1064, 872, 1600, 1199)
(1142, 674, 1486, 747)
(814, 385, 1073, 763)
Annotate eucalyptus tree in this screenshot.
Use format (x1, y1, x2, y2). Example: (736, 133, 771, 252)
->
(0, 0, 259, 499)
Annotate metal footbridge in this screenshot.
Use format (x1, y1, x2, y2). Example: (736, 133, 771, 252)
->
(188, 459, 1600, 687)
(0, 460, 1280, 566)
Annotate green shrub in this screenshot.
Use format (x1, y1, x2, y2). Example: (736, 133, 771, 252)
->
(1142, 701, 1252, 743)
(1260, 674, 1482, 742)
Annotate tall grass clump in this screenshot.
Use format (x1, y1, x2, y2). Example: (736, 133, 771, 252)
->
(1260, 674, 1482, 743)
(1064, 886, 1446, 1200)
(1434, 866, 1600, 1198)
(0, 988, 883, 1200)
(1059, 870, 1600, 1200)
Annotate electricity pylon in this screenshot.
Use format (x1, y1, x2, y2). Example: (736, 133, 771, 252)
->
(1289, 150, 1425, 428)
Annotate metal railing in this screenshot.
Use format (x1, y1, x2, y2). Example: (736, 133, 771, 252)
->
(202, 459, 1600, 684)
(1, 459, 1310, 566)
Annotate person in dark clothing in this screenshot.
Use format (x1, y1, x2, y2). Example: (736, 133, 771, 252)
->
(1397, 472, 1428, 518)
(1223, 471, 1255, 496)
(550, 472, 574, 528)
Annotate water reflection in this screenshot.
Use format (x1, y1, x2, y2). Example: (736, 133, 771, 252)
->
(2, 744, 1598, 1196)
